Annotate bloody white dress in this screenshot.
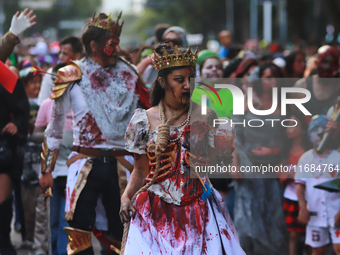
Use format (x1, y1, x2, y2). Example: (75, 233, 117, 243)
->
(124, 109, 245, 255)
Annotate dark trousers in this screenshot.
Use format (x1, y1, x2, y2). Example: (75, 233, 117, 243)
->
(0, 196, 17, 255)
(67, 157, 123, 255)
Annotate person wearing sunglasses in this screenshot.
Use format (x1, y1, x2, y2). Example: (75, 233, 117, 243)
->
(161, 26, 188, 48)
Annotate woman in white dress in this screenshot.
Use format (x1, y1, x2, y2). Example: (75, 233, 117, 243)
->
(120, 44, 245, 255)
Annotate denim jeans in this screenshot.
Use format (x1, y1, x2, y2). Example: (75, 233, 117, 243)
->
(50, 177, 68, 255)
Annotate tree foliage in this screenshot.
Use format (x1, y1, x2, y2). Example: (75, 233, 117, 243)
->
(134, 0, 229, 41)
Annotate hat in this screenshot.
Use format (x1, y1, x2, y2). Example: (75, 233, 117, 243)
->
(197, 50, 219, 66)
(19, 67, 39, 78)
(307, 115, 328, 137)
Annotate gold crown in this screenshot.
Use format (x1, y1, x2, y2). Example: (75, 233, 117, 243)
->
(151, 45, 198, 72)
(88, 12, 124, 36)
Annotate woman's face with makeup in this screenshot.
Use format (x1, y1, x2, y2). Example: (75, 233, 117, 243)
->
(201, 58, 223, 79)
(160, 66, 195, 106)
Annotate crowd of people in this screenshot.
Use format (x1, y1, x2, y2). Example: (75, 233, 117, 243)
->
(0, 7, 340, 255)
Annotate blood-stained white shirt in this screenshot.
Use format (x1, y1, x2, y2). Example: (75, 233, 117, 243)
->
(45, 83, 126, 151)
(44, 57, 140, 173)
(295, 149, 340, 228)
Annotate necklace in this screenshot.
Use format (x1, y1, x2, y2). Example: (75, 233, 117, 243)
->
(159, 103, 191, 142)
(159, 103, 192, 128)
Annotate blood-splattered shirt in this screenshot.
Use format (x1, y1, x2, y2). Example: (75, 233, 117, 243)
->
(45, 57, 139, 169)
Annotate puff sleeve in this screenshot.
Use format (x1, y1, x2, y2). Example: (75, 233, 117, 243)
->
(125, 108, 150, 154)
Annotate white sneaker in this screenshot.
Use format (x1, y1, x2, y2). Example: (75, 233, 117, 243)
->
(28, 247, 46, 255)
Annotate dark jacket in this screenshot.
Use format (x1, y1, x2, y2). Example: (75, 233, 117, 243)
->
(0, 78, 30, 146)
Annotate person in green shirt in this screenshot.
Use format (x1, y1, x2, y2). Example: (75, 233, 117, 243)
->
(191, 49, 233, 118)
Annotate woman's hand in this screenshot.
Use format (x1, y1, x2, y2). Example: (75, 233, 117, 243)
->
(120, 196, 136, 224)
(119, 153, 149, 224)
(2, 122, 18, 135)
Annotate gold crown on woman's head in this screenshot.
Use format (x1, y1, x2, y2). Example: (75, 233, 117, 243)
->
(88, 11, 124, 36)
(151, 45, 198, 72)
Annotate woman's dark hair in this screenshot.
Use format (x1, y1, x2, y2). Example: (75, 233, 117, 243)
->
(119, 49, 133, 63)
(285, 50, 305, 78)
(151, 44, 195, 107)
(252, 62, 283, 96)
(223, 58, 242, 78)
(234, 58, 258, 87)
(82, 13, 114, 56)
(235, 59, 258, 78)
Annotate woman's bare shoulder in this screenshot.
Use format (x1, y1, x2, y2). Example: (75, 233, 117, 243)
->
(146, 105, 161, 129)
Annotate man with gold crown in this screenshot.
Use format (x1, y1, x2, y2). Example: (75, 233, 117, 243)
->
(39, 12, 150, 255)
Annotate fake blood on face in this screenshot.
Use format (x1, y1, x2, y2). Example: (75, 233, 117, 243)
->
(103, 38, 119, 57)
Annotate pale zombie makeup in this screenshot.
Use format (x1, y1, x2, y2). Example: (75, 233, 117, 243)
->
(201, 58, 223, 79)
(309, 126, 325, 147)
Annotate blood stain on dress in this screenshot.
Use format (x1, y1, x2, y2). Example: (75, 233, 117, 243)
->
(221, 228, 231, 240)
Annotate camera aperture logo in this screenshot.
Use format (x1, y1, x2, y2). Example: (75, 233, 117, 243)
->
(197, 82, 312, 128)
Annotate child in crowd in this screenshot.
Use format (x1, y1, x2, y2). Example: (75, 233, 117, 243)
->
(20, 62, 48, 255)
(295, 115, 340, 255)
(281, 112, 311, 255)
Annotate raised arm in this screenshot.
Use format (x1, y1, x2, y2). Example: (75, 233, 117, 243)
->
(0, 9, 36, 63)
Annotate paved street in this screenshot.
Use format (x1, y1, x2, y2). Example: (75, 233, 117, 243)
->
(10, 221, 102, 255)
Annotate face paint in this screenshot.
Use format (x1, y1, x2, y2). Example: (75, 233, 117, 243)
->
(163, 67, 195, 107)
(317, 54, 338, 78)
(96, 36, 121, 67)
(201, 58, 223, 79)
(103, 38, 119, 57)
(309, 126, 325, 147)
